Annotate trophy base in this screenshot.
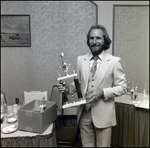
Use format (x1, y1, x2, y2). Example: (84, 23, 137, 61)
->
(62, 99, 86, 109)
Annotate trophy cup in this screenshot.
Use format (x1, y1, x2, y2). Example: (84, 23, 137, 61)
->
(57, 53, 86, 109)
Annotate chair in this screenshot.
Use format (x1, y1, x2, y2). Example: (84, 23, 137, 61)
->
(1, 91, 7, 114)
(24, 91, 48, 104)
(49, 85, 65, 127)
(49, 85, 81, 147)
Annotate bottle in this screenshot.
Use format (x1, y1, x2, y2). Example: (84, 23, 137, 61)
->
(130, 82, 134, 100)
(16, 98, 20, 107)
(12, 98, 19, 117)
(134, 83, 138, 101)
(12, 104, 18, 117)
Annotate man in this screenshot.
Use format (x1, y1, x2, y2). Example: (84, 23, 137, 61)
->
(58, 24, 127, 147)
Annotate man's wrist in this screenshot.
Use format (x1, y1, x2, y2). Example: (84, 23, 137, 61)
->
(102, 89, 104, 97)
(102, 89, 108, 100)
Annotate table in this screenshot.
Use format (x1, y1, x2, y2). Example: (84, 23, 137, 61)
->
(1, 106, 57, 147)
(111, 93, 149, 147)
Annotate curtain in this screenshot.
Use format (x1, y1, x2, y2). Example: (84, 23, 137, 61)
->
(1, 129, 57, 147)
(111, 102, 149, 147)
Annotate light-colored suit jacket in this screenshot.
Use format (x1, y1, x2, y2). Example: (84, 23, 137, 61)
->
(76, 51, 127, 128)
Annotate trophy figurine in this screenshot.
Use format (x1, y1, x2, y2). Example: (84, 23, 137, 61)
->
(57, 52, 86, 108)
(57, 53, 77, 80)
(59, 53, 71, 76)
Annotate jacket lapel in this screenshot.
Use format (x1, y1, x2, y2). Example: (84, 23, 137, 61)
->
(96, 51, 110, 86)
(81, 52, 111, 92)
(82, 53, 91, 93)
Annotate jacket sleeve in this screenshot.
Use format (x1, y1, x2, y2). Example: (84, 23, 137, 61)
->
(103, 57, 127, 99)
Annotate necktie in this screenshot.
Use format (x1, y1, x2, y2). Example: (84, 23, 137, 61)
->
(84, 56, 99, 111)
(91, 56, 99, 77)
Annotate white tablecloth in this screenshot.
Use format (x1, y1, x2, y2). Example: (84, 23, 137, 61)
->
(115, 93, 149, 109)
(1, 105, 54, 138)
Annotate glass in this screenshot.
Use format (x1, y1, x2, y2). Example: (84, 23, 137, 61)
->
(1, 92, 8, 119)
(143, 81, 148, 97)
(5, 106, 14, 120)
(127, 79, 131, 95)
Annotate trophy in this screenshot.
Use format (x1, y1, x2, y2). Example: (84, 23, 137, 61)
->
(57, 53, 86, 109)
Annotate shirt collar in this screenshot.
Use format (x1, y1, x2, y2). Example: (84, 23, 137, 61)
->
(90, 50, 104, 61)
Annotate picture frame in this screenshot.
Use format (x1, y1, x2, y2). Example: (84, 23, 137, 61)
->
(1, 14, 31, 47)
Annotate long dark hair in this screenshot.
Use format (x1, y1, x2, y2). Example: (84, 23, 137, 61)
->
(87, 24, 111, 50)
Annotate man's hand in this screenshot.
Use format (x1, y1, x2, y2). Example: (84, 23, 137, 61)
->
(86, 87, 104, 103)
(57, 81, 69, 94)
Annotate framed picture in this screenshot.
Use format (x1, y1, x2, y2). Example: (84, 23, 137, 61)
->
(1, 15, 31, 47)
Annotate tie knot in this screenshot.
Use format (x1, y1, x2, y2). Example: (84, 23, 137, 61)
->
(93, 56, 99, 61)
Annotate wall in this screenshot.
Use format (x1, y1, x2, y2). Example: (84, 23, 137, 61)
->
(1, 1, 97, 108)
(94, 1, 149, 54)
(94, 1, 149, 93)
(113, 5, 149, 93)
(1, 1, 149, 112)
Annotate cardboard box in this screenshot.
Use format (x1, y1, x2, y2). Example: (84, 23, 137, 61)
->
(18, 99, 57, 133)
(24, 91, 48, 104)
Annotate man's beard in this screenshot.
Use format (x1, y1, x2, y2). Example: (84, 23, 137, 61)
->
(90, 44, 104, 56)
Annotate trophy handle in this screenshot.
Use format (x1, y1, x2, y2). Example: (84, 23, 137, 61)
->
(74, 77, 83, 99)
(59, 80, 69, 104)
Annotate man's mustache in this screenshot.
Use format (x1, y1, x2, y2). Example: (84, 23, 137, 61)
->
(91, 44, 100, 47)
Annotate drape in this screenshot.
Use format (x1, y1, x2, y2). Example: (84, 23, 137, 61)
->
(111, 102, 149, 147)
(1, 129, 57, 147)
